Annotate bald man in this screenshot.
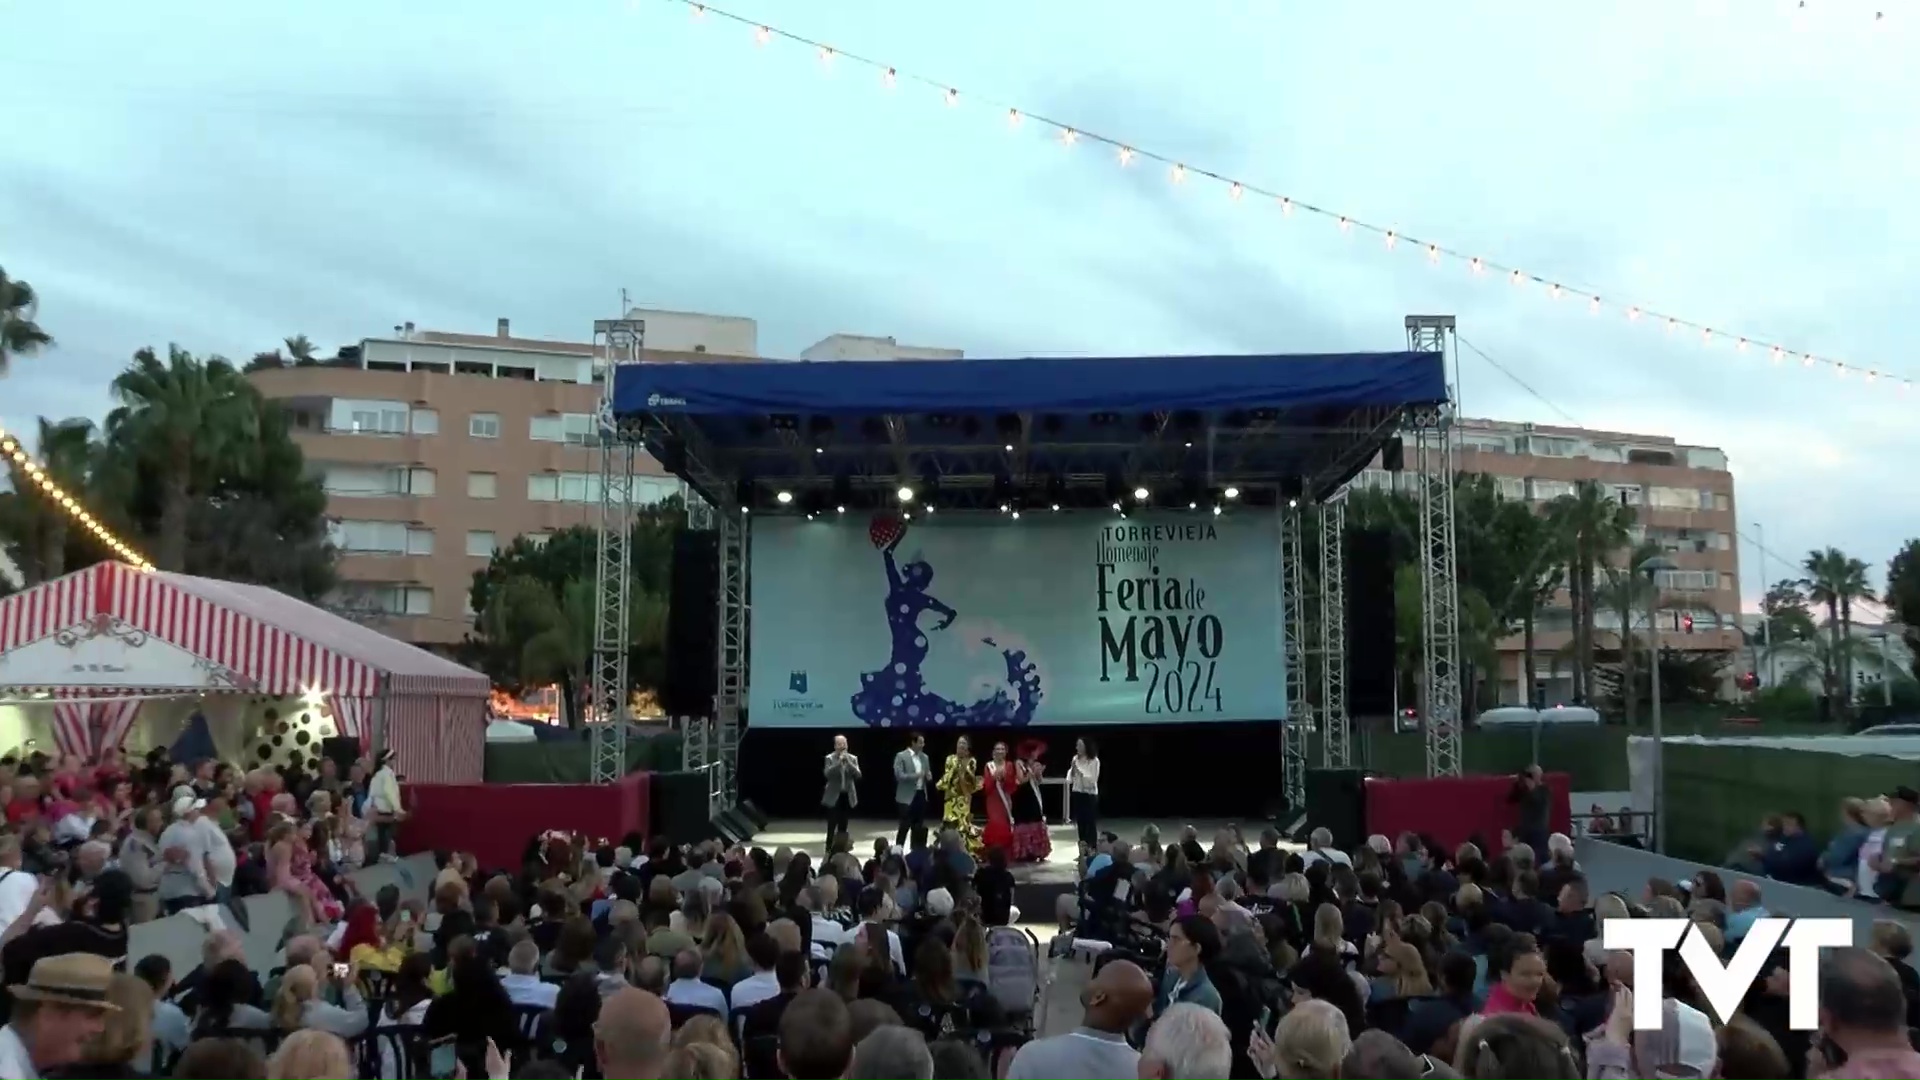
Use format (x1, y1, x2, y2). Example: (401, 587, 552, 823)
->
(595, 987, 671, 1079)
(1005, 958, 1154, 1078)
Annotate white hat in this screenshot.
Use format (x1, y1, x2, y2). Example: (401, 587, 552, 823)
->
(172, 795, 206, 817)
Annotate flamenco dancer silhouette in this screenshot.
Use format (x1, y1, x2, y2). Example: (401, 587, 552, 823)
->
(849, 515, 1043, 729)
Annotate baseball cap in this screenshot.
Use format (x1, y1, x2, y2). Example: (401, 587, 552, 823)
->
(172, 795, 206, 817)
(1888, 785, 1919, 805)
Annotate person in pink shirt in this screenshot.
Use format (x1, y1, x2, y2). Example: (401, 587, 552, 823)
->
(1479, 933, 1546, 1017)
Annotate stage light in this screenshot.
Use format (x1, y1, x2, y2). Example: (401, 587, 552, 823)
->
(775, 490, 794, 504)
(1011, 510, 1021, 520)
(1133, 486, 1149, 501)
(897, 486, 915, 502)
(814, 446, 823, 455)
(1003, 444, 1013, 452)
(1111, 501, 1122, 511)
(1051, 503, 1060, 512)
(1188, 501, 1197, 510)
(1288, 498, 1299, 508)
(1224, 486, 1241, 500)
(1000, 504, 1010, 513)
(836, 505, 846, 514)
(1212, 504, 1223, 516)
(805, 512, 816, 520)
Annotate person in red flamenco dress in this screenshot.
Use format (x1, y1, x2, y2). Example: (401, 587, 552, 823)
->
(1009, 740, 1053, 863)
(981, 742, 1018, 857)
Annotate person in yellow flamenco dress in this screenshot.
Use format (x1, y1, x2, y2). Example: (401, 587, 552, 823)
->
(936, 734, 984, 857)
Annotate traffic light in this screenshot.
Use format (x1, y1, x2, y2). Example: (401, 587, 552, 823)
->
(1681, 614, 1694, 633)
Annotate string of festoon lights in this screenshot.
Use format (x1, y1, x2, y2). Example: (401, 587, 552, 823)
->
(671, 0, 1913, 396)
(0, 423, 155, 572)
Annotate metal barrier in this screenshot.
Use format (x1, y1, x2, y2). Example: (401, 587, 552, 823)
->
(1572, 809, 1657, 848)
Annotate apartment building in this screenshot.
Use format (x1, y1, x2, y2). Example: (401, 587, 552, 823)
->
(246, 312, 737, 648)
(1354, 417, 1741, 707)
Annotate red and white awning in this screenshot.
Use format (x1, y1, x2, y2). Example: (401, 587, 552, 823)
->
(0, 561, 488, 782)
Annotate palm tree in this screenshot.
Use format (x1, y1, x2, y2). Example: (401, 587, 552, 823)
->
(1803, 547, 1875, 705)
(0, 267, 54, 376)
(1547, 481, 1637, 705)
(1593, 540, 1711, 726)
(1765, 630, 1877, 702)
(0, 418, 99, 583)
(106, 347, 260, 572)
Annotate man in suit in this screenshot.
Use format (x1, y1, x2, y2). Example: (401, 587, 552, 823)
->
(892, 733, 930, 851)
(822, 735, 860, 850)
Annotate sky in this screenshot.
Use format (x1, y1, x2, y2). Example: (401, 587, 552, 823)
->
(1, 0, 1914, 612)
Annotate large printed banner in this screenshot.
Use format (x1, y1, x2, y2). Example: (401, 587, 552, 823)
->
(748, 513, 1285, 728)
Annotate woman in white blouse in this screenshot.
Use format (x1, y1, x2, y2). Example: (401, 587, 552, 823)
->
(1069, 738, 1101, 851)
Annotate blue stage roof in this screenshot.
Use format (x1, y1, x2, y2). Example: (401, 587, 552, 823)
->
(610, 351, 1445, 511)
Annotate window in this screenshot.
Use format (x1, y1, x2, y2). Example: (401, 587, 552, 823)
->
(530, 412, 598, 445)
(407, 469, 435, 497)
(329, 521, 433, 555)
(1523, 436, 1576, 458)
(469, 413, 501, 439)
(322, 466, 426, 498)
(1647, 486, 1700, 510)
(467, 472, 498, 499)
(1610, 485, 1642, 507)
(1492, 476, 1526, 501)
(410, 408, 439, 435)
(466, 530, 496, 558)
(1527, 479, 1576, 502)
(333, 520, 406, 554)
(525, 532, 552, 549)
(343, 586, 432, 616)
(529, 473, 604, 503)
(348, 407, 408, 435)
(635, 476, 684, 504)
(1654, 569, 1718, 591)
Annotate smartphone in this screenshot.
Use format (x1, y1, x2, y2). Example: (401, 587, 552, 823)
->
(426, 1037, 455, 1076)
(332, 963, 349, 978)
(1259, 1006, 1274, 1035)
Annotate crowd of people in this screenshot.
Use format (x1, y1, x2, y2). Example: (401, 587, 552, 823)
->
(10, 742, 1920, 1079)
(1038, 806, 1920, 1079)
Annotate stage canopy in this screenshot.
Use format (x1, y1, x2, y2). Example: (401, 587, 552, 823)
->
(0, 561, 487, 781)
(610, 351, 1446, 511)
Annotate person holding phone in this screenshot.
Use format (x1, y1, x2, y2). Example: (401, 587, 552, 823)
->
(1069, 739, 1102, 852)
(822, 734, 861, 851)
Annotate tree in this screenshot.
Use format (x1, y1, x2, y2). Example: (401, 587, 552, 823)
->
(91, 346, 334, 595)
(1802, 547, 1875, 705)
(1546, 481, 1637, 706)
(464, 504, 681, 724)
(0, 267, 53, 376)
(1759, 579, 1819, 647)
(1887, 539, 1920, 684)
(1592, 540, 1663, 726)
(243, 334, 320, 374)
(0, 418, 100, 585)
(104, 346, 261, 572)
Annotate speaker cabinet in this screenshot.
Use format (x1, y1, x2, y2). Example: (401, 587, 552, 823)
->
(1345, 528, 1397, 717)
(318, 736, 361, 777)
(1304, 768, 1369, 852)
(650, 770, 718, 847)
(712, 806, 756, 847)
(661, 532, 720, 717)
(736, 799, 768, 832)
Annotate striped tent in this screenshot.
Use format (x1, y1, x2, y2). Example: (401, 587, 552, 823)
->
(0, 561, 488, 783)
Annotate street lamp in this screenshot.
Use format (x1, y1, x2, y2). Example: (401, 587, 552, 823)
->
(1640, 553, 1679, 854)
(1872, 630, 1893, 707)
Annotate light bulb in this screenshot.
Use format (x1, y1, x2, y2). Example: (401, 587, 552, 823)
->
(775, 491, 793, 504)
(1133, 486, 1149, 501)
(1212, 505, 1223, 516)
(897, 486, 914, 502)
(836, 505, 846, 514)
(1224, 486, 1240, 500)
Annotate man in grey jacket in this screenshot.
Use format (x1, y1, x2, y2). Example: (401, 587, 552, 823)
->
(823, 735, 861, 850)
(893, 733, 930, 851)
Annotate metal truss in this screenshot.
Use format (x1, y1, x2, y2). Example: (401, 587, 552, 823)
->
(714, 507, 748, 803)
(1280, 505, 1310, 813)
(1318, 498, 1352, 768)
(1407, 316, 1463, 778)
(589, 318, 645, 784)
